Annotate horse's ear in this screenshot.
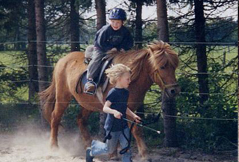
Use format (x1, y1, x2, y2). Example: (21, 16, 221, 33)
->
(147, 44, 153, 50)
(147, 46, 156, 60)
(152, 39, 160, 44)
(147, 40, 161, 51)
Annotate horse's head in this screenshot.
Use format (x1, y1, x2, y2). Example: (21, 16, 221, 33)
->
(148, 41, 180, 98)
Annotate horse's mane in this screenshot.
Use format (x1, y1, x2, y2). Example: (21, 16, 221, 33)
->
(148, 41, 179, 70)
(109, 49, 148, 81)
(107, 41, 179, 82)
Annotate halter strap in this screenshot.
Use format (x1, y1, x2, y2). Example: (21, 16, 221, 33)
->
(147, 44, 178, 96)
(152, 69, 179, 96)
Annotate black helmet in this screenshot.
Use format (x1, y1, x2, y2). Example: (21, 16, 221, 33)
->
(109, 8, 126, 21)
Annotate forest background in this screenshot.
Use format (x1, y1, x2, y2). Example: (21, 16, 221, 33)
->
(0, 0, 238, 156)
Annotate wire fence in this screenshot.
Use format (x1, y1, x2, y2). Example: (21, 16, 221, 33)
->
(0, 77, 237, 95)
(0, 100, 237, 121)
(0, 41, 237, 123)
(0, 40, 237, 45)
(0, 64, 238, 75)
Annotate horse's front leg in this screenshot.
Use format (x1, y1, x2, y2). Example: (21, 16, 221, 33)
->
(132, 126, 150, 161)
(50, 100, 70, 149)
(77, 108, 93, 148)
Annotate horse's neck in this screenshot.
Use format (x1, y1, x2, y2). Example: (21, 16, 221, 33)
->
(130, 66, 153, 96)
(113, 50, 153, 95)
(127, 68, 153, 111)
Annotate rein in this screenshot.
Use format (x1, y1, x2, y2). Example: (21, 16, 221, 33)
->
(122, 118, 161, 134)
(103, 117, 135, 155)
(103, 116, 161, 155)
(119, 117, 161, 155)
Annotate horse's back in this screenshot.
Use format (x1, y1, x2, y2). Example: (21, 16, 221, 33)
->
(54, 51, 87, 92)
(56, 51, 84, 66)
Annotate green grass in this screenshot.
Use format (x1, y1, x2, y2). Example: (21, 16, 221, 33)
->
(0, 51, 25, 65)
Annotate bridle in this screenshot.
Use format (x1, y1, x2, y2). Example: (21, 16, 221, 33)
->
(151, 69, 179, 97)
(147, 47, 179, 97)
(152, 69, 179, 90)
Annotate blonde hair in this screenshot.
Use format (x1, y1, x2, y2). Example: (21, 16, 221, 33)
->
(105, 64, 131, 85)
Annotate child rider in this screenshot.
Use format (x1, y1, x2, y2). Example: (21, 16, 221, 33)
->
(84, 8, 134, 94)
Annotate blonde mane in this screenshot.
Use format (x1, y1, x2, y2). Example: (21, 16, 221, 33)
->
(109, 41, 179, 82)
(148, 41, 179, 70)
(111, 49, 149, 82)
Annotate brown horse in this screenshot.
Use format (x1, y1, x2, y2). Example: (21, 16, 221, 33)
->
(39, 41, 180, 160)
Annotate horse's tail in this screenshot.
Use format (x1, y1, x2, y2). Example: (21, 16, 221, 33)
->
(39, 74, 56, 124)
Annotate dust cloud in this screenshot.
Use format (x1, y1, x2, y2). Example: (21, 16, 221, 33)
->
(0, 122, 235, 162)
(0, 122, 88, 162)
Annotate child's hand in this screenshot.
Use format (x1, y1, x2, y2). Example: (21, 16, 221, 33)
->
(134, 115, 141, 123)
(120, 48, 125, 52)
(114, 111, 122, 119)
(110, 48, 117, 52)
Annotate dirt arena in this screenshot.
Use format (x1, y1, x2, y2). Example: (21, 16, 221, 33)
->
(0, 124, 236, 162)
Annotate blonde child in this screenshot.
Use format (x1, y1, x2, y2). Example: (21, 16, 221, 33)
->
(86, 64, 141, 162)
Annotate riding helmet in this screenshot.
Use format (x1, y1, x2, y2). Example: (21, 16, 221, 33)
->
(109, 8, 127, 21)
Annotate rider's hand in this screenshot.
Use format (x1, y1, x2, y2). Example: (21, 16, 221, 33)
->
(120, 48, 125, 52)
(114, 111, 122, 119)
(134, 115, 141, 123)
(110, 48, 117, 52)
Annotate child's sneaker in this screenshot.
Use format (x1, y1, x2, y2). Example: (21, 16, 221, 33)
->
(86, 147, 94, 162)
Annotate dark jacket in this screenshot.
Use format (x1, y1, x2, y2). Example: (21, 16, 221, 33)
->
(94, 24, 134, 52)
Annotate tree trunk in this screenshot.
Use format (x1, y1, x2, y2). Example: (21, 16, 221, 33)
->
(194, 0, 209, 106)
(95, 0, 106, 137)
(157, 0, 178, 147)
(162, 93, 178, 147)
(35, 0, 48, 127)
(156, 0, 169, 42)
(70, 0, 80, 51)
(135, 0, 143, 49)
(95, 0, 106, 30)
(27, 0, 38, 101)
(35, 0, 48, 92)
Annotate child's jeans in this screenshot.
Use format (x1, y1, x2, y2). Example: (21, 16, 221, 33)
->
(91, 127, 132, 162)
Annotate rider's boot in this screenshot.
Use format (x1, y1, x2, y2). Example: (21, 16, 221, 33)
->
(84, 78, 97, 95)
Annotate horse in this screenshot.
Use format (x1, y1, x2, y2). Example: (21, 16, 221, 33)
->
(39, 41, 180, 160)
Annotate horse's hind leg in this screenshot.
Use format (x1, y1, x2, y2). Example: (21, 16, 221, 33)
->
(50, 93, 72, 148)
(77, 108, 93, 148)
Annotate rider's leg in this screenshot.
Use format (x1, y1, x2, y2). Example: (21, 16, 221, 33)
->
(87, 49, 106, 80)
(84, 49, 106, 93)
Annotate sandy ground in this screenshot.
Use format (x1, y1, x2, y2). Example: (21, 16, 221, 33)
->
(0, 124, 237, 162)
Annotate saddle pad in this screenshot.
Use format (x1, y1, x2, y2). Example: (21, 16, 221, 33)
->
(76, 71, 87, 94)
(75, 58, 113, 94)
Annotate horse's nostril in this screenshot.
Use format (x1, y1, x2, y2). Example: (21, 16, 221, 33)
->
(171, 89, 175, 94)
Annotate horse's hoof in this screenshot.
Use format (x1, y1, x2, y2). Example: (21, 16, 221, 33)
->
(50, 143, 59, 151)
(139, 157, 152, 162)
(108, 151, 118, 160)
(141, 159, 152, 162)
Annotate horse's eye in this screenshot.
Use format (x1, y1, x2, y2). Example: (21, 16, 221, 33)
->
(160, 66, 165, 70)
